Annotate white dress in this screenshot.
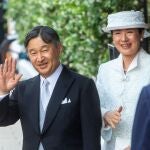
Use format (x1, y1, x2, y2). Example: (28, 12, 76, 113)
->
(96, 49, 150, 150)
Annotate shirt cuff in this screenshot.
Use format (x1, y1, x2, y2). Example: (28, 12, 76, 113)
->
(101, 107, 112, 141)
(0, 93, 9, 101)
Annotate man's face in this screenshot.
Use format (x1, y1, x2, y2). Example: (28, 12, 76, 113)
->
(27, 36, 62, 78)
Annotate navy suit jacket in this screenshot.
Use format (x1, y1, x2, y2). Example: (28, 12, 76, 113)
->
(131, 84, 150, 150)
(0, 66, 102, 150)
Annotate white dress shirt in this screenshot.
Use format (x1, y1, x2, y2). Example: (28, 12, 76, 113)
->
(40, 64, 63, 111)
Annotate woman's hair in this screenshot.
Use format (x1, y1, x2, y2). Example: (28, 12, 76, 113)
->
(24, 25, 60, 48)
(111, 28, 144, 35)
(138, 28, 144, 34)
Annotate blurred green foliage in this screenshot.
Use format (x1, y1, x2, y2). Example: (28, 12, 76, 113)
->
(5, 0, 140, 77)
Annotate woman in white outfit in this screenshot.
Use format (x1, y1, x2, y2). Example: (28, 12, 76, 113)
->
(96, 10, 150, 150)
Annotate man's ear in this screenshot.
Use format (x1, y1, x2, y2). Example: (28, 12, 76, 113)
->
(58, 43, 63, 54)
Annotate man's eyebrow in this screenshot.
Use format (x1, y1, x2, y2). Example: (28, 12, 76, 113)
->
(28, 44, 49, 51)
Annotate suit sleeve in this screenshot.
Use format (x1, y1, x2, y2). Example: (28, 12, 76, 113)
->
(131, 86, 150, 150)
(0, 86, 19, 126)
(96, 65, 112, 141)
(80, 78, 102, 150)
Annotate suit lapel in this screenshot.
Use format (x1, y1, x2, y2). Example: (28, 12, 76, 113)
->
(42, 66, 74, 134)
(27, 75, 40, 134)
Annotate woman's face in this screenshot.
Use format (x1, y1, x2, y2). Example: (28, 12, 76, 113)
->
(112, 28, 143, 57)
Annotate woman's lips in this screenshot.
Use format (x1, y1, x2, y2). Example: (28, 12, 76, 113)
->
(121, 43, 131, 49)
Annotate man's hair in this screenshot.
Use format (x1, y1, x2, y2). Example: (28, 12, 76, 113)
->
(24, 25, 60, 48)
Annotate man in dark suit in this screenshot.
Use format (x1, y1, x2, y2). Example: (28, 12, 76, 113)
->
(0, 26, 102, 150)
(131, 84, 150, 150)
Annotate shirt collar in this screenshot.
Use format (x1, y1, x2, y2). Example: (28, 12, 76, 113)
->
(117, 48, 143, 72)
(40, 64, 63, 86)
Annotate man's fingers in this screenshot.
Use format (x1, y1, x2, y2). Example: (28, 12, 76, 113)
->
(11, 58, 16, 75)
(3, 59, 8, 74)
(15, 74, 22, 82)
(7, 57, 12, 73)
(1, 58, 16, 77)
(0, 64, 3, 76)
(7, 74, 22, 90)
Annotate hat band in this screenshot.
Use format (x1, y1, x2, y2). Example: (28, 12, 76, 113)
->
(107, 24, 149, 30)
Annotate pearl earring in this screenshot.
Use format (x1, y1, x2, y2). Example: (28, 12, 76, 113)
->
(140, 38, 143, 42)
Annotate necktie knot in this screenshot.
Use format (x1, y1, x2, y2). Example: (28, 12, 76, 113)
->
(42, 79, 50, 87)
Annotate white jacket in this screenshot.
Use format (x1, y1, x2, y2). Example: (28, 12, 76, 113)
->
(96, 48, 150, 150)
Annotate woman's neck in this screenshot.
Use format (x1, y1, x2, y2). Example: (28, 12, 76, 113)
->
(122, 55, 135, 72)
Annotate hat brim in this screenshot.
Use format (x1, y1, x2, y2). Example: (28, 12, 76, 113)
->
(103, 24, 149, 33)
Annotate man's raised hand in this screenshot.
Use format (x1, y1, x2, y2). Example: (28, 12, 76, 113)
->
(0, 57, 22, 95)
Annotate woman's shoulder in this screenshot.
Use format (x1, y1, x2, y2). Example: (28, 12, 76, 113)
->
(140, 49, 150, 59)
(98, 58, 118, 72)
(139, 49, 150, 68)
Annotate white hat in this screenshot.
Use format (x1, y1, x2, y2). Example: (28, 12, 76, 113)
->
(103, 10, 150, 38)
